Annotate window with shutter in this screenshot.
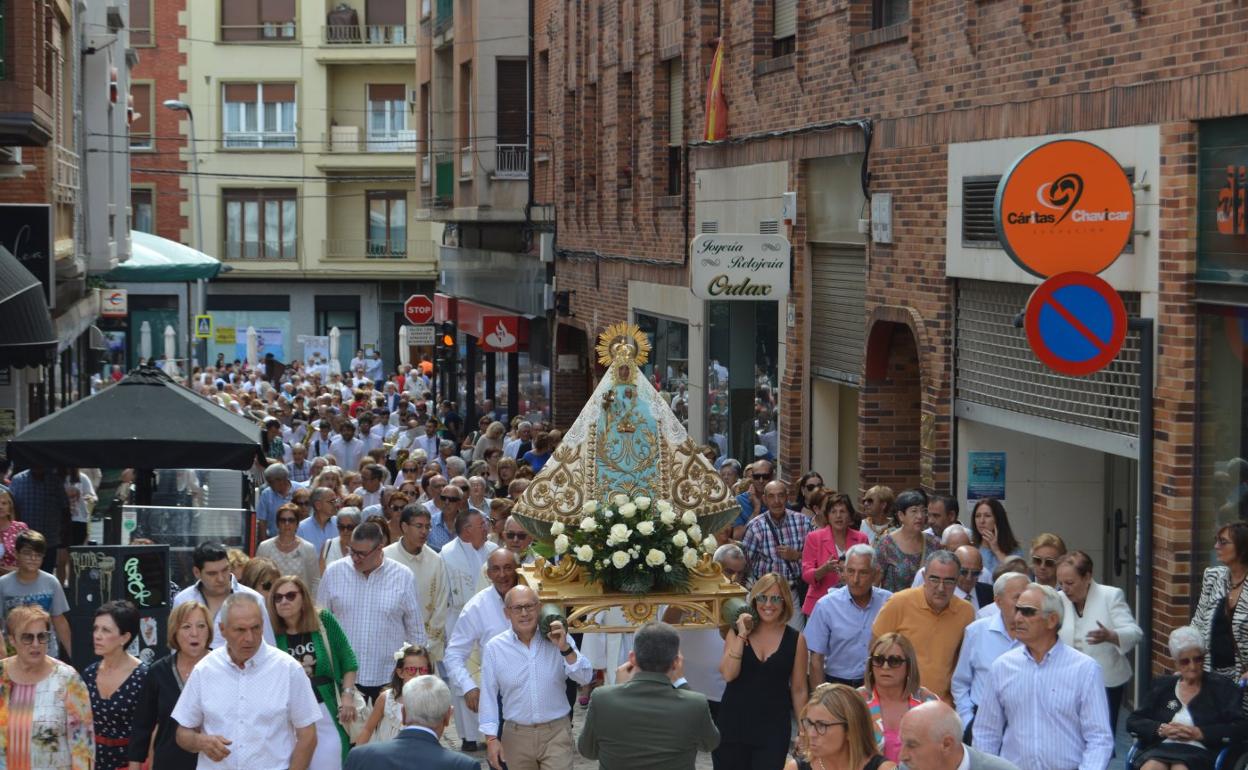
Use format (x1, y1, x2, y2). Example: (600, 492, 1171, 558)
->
(668, 59, 682, 147)
(774, 0, 796, 40)
(496, 59, 528, 144)
(367, 84, 409, 150)
(131, 0, 152, 46)
(222, 83, 296, 148)
(129, 83, 153, 149)
(810, 243, 866, 383)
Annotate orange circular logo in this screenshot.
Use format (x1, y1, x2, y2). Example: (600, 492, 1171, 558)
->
(994, 139, 1135, 277)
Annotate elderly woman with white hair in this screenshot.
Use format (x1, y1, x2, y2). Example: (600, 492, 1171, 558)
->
(1126, 626, 1247, 770)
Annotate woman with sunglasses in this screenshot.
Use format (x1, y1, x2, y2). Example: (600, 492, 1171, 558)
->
(858, 486, 896, 546)
(717, 572, 810, 770)
(785, 683, 894, 770)
(240, 557, 281, 603)
(1191, 522, 1248, 690)
(268, 575, 359, 768)
(1056, 550, 1143, 737)
(127, 601, 213, 770)
(354, 643, 433, 744)
(796, 472, 826, 527)
(0, 604, 93, 770)
(257, 502, 321, 594)
(1126, 626, 1247, 770)
(801, 491, 869, 616)
(855, 632, 938, 762)
(1028, 532, 1067, 587)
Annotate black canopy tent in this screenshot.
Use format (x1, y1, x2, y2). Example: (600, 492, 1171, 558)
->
(5, 367, 264, 532)
(0, 245, 57, 368)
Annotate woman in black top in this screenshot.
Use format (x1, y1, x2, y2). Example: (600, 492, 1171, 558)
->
(127, 601, 213, 770)
(1191, 522, 1248, 689)
(717, 572, 810, 770)
(785, 683, 894, 770)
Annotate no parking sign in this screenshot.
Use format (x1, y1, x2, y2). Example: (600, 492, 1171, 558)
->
(1024, 272, 1127, 377)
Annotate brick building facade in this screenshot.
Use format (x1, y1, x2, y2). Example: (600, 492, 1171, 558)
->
(539, 0, 1248, 674)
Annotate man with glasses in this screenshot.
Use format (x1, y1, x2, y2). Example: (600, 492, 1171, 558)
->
(872, 550, 975, 703)
(297, 486, 340, 552)
(501, 517, 537, 566)
(480, 585, 591, 770)
(952, 545, 993, 612)
(803, 543, 890, 690)
(0, 530, 72, 659)
(353, 463, 389, 509)
(385, 505, 451, 661)
(317, 521, 427, 701)
(951, 572, 1027, 744)
(423, 475, 455, 551)
(173, 541, 276, 650)
(731, 460, 773, 541)
(972, 583, 1113, 770)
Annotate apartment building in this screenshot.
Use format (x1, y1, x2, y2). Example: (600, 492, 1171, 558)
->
(0, 0, 132, 435)
(415, 0, 553, 426)
(153, 0, 437, 372)
(544, 0, 1248, 678)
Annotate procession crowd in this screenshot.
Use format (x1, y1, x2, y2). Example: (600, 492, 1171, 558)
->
(0, 352, 1247, 770)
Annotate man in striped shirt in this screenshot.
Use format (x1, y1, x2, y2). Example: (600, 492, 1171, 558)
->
(972, 583, 1114, 770)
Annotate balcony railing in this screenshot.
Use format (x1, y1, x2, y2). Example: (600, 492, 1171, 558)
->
(53, 144, 79, 204)
(223, 240, 299, 260)
(421, 155, 431, 185)
(325, 126, 418, 153)
(324, 238, 424, 260)
(495, 144, 528, 179)
(220, 22, 298, 42)
(321, 24, 415, 45)
(460, 146, 472, 177)
(223, 131, 297, 149)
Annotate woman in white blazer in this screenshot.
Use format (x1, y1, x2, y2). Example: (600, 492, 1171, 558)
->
(1056, 550, 1143, 737)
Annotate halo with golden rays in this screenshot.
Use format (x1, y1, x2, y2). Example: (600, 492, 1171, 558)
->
(595, 322, 651, 367)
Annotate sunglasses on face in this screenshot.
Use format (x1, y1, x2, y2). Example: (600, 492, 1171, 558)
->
(338, 523, 357, 531)
(800, 718, 845, 736)
(402, 665, 431, 675)
(1176, 654, 1205, 666)
(870, 654, 907, 669)
(273, 590, 300, 604)
(277, 517, 298, 525)
(1015, 605, 1041, 617)
(440, 495, 462, 503)
(959, 568, 983, 578)
(18, 632, 51, 646)
(755, 595, 785, 606)
(752, 473, 773, 480)
(1032, 556, 1058, 568)
(504, 532, 530, 540)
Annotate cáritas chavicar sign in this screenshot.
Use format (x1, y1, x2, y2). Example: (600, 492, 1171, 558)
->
(689, 233, 790, 301)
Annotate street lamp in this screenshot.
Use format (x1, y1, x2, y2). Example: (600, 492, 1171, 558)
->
(164, 99, 206, 372)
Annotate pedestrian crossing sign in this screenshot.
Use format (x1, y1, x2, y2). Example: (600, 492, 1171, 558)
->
(195, 315, 213, 339)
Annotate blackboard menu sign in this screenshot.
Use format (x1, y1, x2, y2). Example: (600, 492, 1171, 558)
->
(68, 545, 170, 612)
(0, 204, 53, 308)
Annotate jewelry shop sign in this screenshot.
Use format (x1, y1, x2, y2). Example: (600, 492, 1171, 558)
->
(690, 234, 790, 301)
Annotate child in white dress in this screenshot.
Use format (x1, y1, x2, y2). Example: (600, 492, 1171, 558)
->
(354, 644, 433, 744)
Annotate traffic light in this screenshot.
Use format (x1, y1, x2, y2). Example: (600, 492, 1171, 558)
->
(436, 322, 457, 365)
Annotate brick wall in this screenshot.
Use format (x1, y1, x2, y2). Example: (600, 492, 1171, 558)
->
(129, 0, 188, 244)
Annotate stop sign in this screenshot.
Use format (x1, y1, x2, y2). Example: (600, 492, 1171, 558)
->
(404, 294, 434, 325)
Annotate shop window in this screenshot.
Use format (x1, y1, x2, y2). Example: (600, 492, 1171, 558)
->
(706, 301, 779, 463)
(872, 0, 908, 29)
(132, 188, 154, 233)
(223, 188, 297, 259)
(1196, 305, 1248, 578)
(222, 82, 296, 148)
(636, 313, 690, 433)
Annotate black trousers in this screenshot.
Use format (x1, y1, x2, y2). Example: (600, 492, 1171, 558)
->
(1106, 684, 1125, 738)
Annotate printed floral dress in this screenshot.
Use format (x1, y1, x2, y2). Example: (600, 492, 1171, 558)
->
(84, 661, 149, 770)
(0, 659, 94, 770)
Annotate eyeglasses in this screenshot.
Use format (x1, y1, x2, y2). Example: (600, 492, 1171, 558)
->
(402, 665, 431, 675)
(507, 602, 539, 614)
(751, 473, 773, 480)
(1031, 556, 1058, 568)
(959, 568, 984, 578)
(1176, 654, 1205, 666)
(504, 532, 530, 540)
(338, 523, 357, 531)
(273, 590, 300, 604)
(440, 495, 462, 503)
(349, 544, 380, 561)
(927, 577, 958, 589)
(870, 654, 907, 669)
(800, 718, 845, 736)
(388, 505, 405, 512)
(1014, 605, 1041, 617)
(277, 517, 298, 525)
(18, 631, 51, 646)
(1214, 537, 1233, 547)
(755, 595, 785, 606)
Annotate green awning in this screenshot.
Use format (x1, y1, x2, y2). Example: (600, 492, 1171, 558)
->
(105, 231, 228, 282)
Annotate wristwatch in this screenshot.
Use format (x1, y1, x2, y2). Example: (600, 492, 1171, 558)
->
(560, 646, 574, 656)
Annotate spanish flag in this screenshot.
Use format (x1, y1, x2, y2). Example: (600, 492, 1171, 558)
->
(703, 38, 728, 141)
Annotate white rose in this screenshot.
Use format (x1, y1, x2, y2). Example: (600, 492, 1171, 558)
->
(636, 520, 655, 536)
(580, 518, 598, 532)
(635, 496, 652, 510)
(671, 530, 688, 548)
(703, 535, 719, 553)
(681, 510, 697, 526)
(613, 494, 629, 507)
(687, 524, 702, 542)
(656, 500, 673, 514)
(645, 548, 667, 567)
(603, 509, 614, 519)
(575, 544, 594, 562)
(664, 565, 673, 572)
(582, 500, 599, 515)
(549, 521, 565, 536)
(618, 503, 637, 519)
(611, 550, 632, 569)
(554, 534, 570, 554)
(682, 548, 700, 568)
(659, 509, 678, 526)
(609, 523, 630, 543)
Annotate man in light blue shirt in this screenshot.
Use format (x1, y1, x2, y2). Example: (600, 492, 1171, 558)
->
(950, 572, 1027, 742)
(296, 487, 340, 552)
(255, 463, 296, 538)
(731, 460, 772, 538)
(803, 544, 891, 689)
(972, 583, 1114, 770)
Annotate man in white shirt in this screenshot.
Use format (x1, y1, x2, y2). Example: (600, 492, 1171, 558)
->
(412, 419, 441, 462)
(391, 419, 424, 461)
(503, 421, 532, 460)
(173, 593, 319, 770)
(353, 464, 388, 509)
(349, 349, 368, 375)
(316, 521, 427, 701)
(951, 573, 1027, 743)
(444, 549, 520, 752)
(481, 585, 592, 770)
(172, 542, 276, 649)
(329, 421, 367, 474)
(355, 413, 385, 455)
(383, 505, 451, 660)
(307, 421, 337, 460)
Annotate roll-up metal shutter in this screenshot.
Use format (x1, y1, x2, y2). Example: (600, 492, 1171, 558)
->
(810, 242, 866, 383)
(774, 0, 796, 39)
(668, 59, 683, 145)
(956, 279, 1141, 436)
